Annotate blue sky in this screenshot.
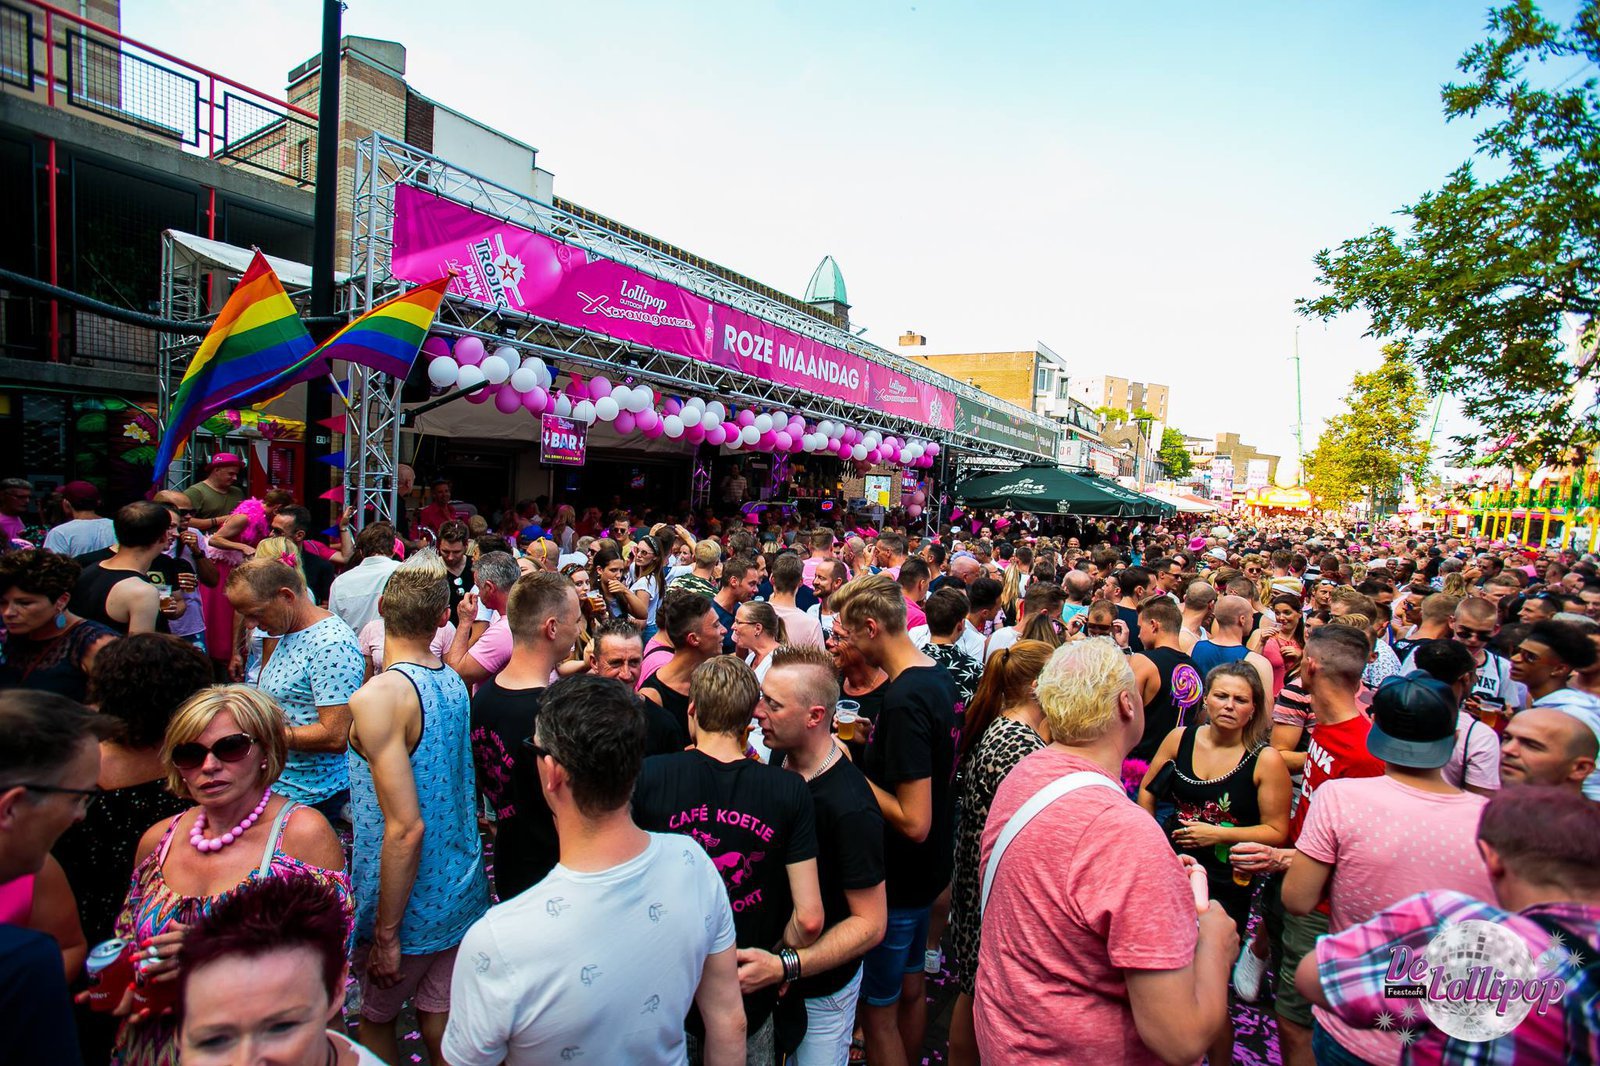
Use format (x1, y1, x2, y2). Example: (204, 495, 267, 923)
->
(128, 0, 1575, 470)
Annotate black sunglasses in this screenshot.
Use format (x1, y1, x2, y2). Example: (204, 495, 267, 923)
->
(171, 733, 255, 771)
(175, 508, 195, 517)
(523, 737, 557, 763)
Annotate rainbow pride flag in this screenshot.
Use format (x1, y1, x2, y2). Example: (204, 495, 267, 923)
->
(232, 275, 453, 406)
(151, 252, 314, 485)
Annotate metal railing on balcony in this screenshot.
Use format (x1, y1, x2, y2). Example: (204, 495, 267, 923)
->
(0, 0, 317, 186)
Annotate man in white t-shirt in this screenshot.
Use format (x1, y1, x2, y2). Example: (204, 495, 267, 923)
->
(444, 675, 745, 1066)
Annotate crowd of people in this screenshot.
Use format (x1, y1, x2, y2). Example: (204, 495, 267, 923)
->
(3, 456, 1600, 1065)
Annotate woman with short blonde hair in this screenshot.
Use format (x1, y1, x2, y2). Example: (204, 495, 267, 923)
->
(111, 684, 348, 1064)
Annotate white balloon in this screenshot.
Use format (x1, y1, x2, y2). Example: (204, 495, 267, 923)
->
(492, 345, 519, 366)
(573, 400, 596, 425)
(608, 385, 631, 410)
(527, 359, 551, 389)
(863, 431, 881, 449)
(681, 405, 703, 428)
(706, 400, 726, 421)
(805, 434, 822, 452)
(663, 414, 684, 438)
(509, 366, 539, 393)
(753, 413, 773, 434)
(741, 424, 760, 445)
(553, 393, 572, 417)
(456, 365, 486, 391)
(702, 409, 723, 430)
(851, 443, 868, 461)
(595, 396, 620, 422)
(479, 355, 511, 385)
(427, 357, 459, 388)
(626, 387, 652, 413)
(684, 396, 705, 412)
(828, 422, 846, 440)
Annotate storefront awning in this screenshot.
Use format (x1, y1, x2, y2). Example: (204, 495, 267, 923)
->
(953, 464, 1176, 517)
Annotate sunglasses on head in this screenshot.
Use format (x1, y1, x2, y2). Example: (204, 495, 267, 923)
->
(170, 733, 255, 771)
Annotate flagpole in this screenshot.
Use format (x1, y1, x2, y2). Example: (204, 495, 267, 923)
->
(326, 372, 354, 413)
(305, 0, 343, 531)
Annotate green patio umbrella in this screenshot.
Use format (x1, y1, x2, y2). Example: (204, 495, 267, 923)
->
(953, 464, 1175, 518)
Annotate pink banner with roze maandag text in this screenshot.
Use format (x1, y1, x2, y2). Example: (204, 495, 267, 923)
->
(392, 185, 955, 429)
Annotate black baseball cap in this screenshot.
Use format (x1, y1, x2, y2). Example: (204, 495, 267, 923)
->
(1367, 671, 1459, 769)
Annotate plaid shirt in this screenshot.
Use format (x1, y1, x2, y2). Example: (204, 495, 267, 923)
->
(1315, 890, 1600, 1064)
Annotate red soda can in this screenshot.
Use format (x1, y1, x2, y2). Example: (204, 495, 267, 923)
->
(84, 938, 134, 1013)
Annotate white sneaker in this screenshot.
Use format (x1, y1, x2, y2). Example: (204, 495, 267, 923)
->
(1232, 943, 1267, 1002)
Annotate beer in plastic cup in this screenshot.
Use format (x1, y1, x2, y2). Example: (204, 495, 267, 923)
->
(834, 701, 861, 741)
(155, 584, 173, 611)
(84, 938, 134, 1013)
(1232, 868, 1253, 888)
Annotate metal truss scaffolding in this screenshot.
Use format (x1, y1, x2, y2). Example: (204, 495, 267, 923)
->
(344, 134, 1055, 525)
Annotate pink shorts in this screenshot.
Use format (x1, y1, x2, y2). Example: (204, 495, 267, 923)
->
(356, 944, 459, 1022)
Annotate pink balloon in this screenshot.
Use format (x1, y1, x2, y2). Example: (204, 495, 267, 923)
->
(844, 428, 860, 445)
(422, 336, 451, 360)
(454, 336, 486, 367)
(706, 424, 728, 447)
(522, 386, 549, 414)
(662, 397, 682, 416)
(908, 503, 923, 518)
(911, 490, 926, 505)
(736, 409, 755, 428)
(495, 383, 522, 414)
(685, 422, 707, 444)
(643, 420, 664, 439)
(589, 376, 612, 399)
(465, 381, 492, 404)
(635, 408, 660, 432)
(925, 443, 939, 457)
(757, 430, 776, 451)
(774, 431, 793, 452)
(615, 411, 637, 435)
(567, 375, 589, 400)
(827, 438, 843, 454)
(867, 448, 882, 464)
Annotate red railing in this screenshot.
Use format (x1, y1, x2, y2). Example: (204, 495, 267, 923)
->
(1, 0, 318, 182)
(1, 0, 319, 361)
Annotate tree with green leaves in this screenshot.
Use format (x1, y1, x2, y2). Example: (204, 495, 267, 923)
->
(1300, 0, 1600, 468)
(1158, 428, 1194, 477)
(1304, 347, 1433, 514)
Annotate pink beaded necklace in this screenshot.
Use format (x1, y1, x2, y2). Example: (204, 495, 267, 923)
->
(190, 787, 272, 853)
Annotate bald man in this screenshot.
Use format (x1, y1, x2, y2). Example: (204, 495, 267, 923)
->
(1189, 595, 1272, 697)
(1499, 706, 1599, 794)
